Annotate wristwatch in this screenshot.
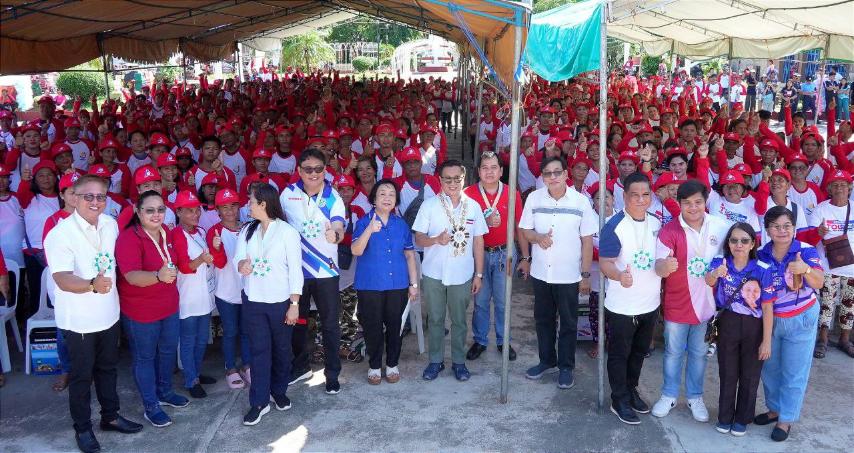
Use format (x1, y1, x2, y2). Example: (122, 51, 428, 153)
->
(522, 256, 532, 262)
(475, 273, 484, 279)
(581, 271, 591, 279)
(89, 278, 96, 293)
(410, 283, 419, 289)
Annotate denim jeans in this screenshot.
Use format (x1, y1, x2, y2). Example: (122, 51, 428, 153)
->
(215, 298, 250, 370)
(123, 313, 180, 411)
(662, 320, 709, 399)
(472, 247, 511, 346)
(179, 314, 211, 388)
(762, 302, 819, 423)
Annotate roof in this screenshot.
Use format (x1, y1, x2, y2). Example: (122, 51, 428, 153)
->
(607, 0, 854, 61)
(0, 0, 529, 85)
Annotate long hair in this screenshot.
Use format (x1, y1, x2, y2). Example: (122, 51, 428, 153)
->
(722, 222, 758, 261)
(242, 183, 286, 241)
(126, 190, 165, 229)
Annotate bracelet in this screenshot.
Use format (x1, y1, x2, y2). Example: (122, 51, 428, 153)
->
(154, 271, 161, 283)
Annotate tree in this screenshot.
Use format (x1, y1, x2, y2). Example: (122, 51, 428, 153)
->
(280, 31, 336, 71)
(326, 21, 422, 47)
(532, 0, 578, 13)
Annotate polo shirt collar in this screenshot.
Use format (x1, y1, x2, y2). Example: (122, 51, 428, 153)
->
(758, 239, 802, 264)
(678, 213, 707, 234)
(72, 209, 99, 232)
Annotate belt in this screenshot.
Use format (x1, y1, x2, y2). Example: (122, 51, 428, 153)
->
(484, 244, 507, 253)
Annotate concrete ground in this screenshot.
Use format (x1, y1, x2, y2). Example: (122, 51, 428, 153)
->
(1, 275, 852, 453)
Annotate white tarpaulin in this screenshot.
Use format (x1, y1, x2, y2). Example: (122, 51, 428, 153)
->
(240, 12, 356, 53)
(607, 0, 854, 61)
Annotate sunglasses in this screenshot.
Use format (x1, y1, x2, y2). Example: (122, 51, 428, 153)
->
(300, 165, 325, 175)
(441, 176, 465, 184)
(542, 170, 564, 179)
(728, 237, 752, 245)
(142, 206, 168, 215)
(77, 193, 108, 202)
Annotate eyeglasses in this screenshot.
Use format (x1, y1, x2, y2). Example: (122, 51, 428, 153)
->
(142, 206, 167, 215)
(77, 193, 108, 202)
(728, 237, 752, 245)
(768, 223, 794, 232)
(542, 170, 565, 179)
(441, 176, 465, 184)
(300, 165, 325, 175)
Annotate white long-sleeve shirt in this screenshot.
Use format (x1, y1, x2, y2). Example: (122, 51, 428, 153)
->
(233, 219, 304, 303)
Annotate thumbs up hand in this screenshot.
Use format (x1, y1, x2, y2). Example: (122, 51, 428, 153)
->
(238, 255, 253, 276)
(325, 222, 338, 243)
(212, 229, 222, 250)
(817, 218, 829, 238)
(662, 250, 679, 276)
(94, 270, 112, 294)
(537, 228, 554, 250)
(434, 230, 451, 246)
(713, 261, 728, 279)
(620, 264, 634, 288)
(21, 164, 32, 181)
(370, 212, 382, 233)
(787, 251, 810, 275)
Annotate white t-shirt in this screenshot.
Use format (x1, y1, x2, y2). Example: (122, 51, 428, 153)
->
(233, 219, 304, 302)
(66, 139, 92, 172)
(412, 192, 488, 286)
(24, 194, 59, 250)
(220, 149, 249, 188)
(279, 181, 346, 279)
(599, 211, 662, 315)
(810, 200, 854, 277)
(759, 197, 808, 246)
(44, 212, 120, 333)
(707, 191, 761, 238)
(176, 227, 215, 318)
(212, 225, 242, 304)
(0, 194, 25, 266)
(269, 152, 296, 176)
(519, 186, 598, 284)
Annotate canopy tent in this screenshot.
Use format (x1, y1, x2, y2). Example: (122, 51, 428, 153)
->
(0, 0, 528, 89)
(240, 11, 356, 53)
(608, 0, 854, 61)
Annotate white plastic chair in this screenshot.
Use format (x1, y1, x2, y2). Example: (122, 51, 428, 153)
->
(25, 267, 57, 374)
(401, 297, 425, 354)
(0, 258, 23, 373)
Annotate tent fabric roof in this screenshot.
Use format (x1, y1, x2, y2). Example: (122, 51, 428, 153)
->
(607, 0, 854, 61)
(0, 0, 528, 85)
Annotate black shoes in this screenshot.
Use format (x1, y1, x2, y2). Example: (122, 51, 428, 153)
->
(754, 412, 779, 425)
(75, 429, 101, 453)
(497, 344, 517, 361)
(630, 389, 650, 414)
(466, 343, 486, 360)
(198, 374, 217, 385)
(611, 401, 641, 425)
(771, 425, 791, 442)
(99, 415, 143, 434)
(243, 404, 270, 426)
(325, 378, 341, 395)
(272, 394, 292, 411)
(188, 383, 207, 399)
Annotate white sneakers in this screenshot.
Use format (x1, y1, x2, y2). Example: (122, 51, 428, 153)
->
(687, 397, 710, 422)
(651, 396, 677, 418)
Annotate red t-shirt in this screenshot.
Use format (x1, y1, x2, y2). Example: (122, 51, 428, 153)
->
(115, 225, 179, 322)
(463, 183, 522, 248)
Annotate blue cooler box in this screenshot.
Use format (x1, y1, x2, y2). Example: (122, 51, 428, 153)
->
(30, 327, 61, 375)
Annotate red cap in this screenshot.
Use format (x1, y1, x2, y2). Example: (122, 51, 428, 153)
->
(398, 146, 422, 163)
(723, 132, 741, 142)
(0, 110, 12, 120)
(174, 190, 201, 209)
(0, 163, 10, 176)
(587, 179, 615, 198)
(19, 122, 40, 135)
(759, 139, 777, 150)
(375, 123, 395, 135)
(63, 117, 81, 129)
(305, 136, 327, 148)
(37, 96, 56, 106)
(334, 173, 356, 189)
(252, 148, 273, 159)
(824, 169, 852, 188)
(733, 163, 753, 176)
(98, 137, 120, 151)
(134, 165, 160, 185)
(50, 143, 72, 159)
(175, 147, 193, 158)
(538, 106, 556, 114)
(618, 151, 639, 164)
(787, 153, 809, 166)
(771, 168, 791, 182)
(618, 103, 633, 111)
(732, 102, 744, 111)
(638, 124, 654, 134)
(653, 171, 682, 191)
(241, 172, 270, 188)
(200, 173, 222, 188)
(665, 147, 689, 160)
(394, 128, 409, 140)
(521, 129, 536, 140)
(32, 160, 58, 176)
(700, 108, 716, 118)
(149, 132, 172, 148)
(801, 130, 824, 143)
(337, 127, 354, 137)
(88, 164, 111, 178)
(215, 188, 239, 206)
(156, 153, 178, 168)
(719, 171, 746, 186)
(570, 154, 593, 169)
(274, 125, 292, 136)
(323, 129, 340, 140)
(59, 172, 80, 191)
(419, 123, 439, 135)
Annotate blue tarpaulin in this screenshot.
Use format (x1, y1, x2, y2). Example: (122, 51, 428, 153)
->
(523, 0, 603, 82)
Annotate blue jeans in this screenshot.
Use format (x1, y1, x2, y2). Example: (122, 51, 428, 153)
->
(123, 313, 180, 411)
(215, 298, 250, 370)
(762, 302, 819, 423)
(839, 96, 850, 121)
(472, 247, 511, 346)
(662, 320, 709, 399)
(179, 314, 211, 388)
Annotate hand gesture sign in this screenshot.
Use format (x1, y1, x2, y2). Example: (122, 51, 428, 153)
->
(620, 264, 633, 288)
(212, 229, 222, 250)
(369, 212, 383, 233)
(786, 252, 810, 275)
(21, 164, 32, 181)
(537, 228, 554, 250)
(817, 219, 829, 238)
(662, 250, 679, 276)
(324, 222, 338, 244)
(713, 261, 728, 279)
(238, 255, 253, 276)
(434, 230, 451, 246)
(93, 271, 112, 294)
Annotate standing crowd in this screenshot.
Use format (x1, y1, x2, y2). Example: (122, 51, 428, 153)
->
(0, 62, 851, 452)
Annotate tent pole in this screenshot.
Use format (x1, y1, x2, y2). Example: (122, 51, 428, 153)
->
(237, 42, 245, 83)
(460, 54, 468, 141)
(814, 59, 824, 125)
(500, 13, 524, 405)
(473, 75, 484, 164)
(597, 0, 609, 412)
(101, 52, 111, 100)
(463, 55, 470, 143)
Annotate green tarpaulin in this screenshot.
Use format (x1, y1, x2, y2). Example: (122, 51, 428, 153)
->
(524, 0, 603, 82)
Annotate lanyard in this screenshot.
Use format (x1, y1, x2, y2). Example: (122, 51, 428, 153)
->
(143, 226, 171, 264)
(478, 181, 503, 213)
(632, 215, 649, 252)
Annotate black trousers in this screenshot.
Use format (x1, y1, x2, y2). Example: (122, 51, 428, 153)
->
(23, 253, 45, 321)
(531, 278, 579, 370)
(606, 307, 658, 405)
(62, 321, 121, 432)
(291, 276, 342, 380)
(356, 289, 408, 369)
(717, 309, 764, 426)
(243, 296, 293, 408)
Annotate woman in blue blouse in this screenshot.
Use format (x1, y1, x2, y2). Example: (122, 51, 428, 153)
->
(351, 179, 419, 385)
(754, 206, 824, 442)
(705, 222, 773, 437)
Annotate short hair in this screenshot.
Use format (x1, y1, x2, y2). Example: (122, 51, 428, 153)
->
(539, 156, 567, 172)
(368, 178, 401, 207)
(438, 159, 466, 178)
(73, 174, 109, 191)
(478, 151, 502, 167)
(723, 222, 758, 260)
(201, 135, 221, 148)
(677, 180, 709, 201)
(623, 172, 651, 192)
(299, 148, 327, 166)
(758, 110, 772, 120)
(680, 119, 698, 130)
(764, 205, 794, 229)
(356, 154, 377, 173)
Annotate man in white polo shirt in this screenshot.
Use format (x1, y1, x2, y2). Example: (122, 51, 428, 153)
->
(279, 148, 346, 395)
(413, 159, 487, 382)
(520, 156, 597, 389)
(598, 172, 663, 425)
(44, 174, 142, 453)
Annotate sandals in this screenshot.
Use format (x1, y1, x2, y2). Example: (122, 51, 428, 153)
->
(240, 367, 251, 386)
(367, 369, 382, 385)
(813, 341, 827, 359)
(385, 367, 400, 384)
(52, 373, 69, 392)
(226, 371, 245, 389)
(836, 340, 854, 358)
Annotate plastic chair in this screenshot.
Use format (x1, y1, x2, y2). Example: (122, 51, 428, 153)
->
(0, 258, 23, 373)
(25, 267, 57, 374)
(400, 297, 425, 354)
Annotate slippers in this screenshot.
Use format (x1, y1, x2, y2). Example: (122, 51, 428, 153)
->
(813, 341, 827, 359)
(226, 371, 245, 389)
(754, 412, 779, 425)
(240, 367, 251, 387)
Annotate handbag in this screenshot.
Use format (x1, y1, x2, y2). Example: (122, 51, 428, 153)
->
(705, 276, 748, 344)
(823, 204, 854, 269)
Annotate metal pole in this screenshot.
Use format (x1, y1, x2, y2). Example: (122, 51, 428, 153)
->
(101, 52, 111, 100)
(596, 0, 609, 411)
(473, 75, 484, 164)
(463, 54, 470, 142)
(814, 59, 824, 125)
(500, 13, 524, 404)
(237, 42, 245, 83)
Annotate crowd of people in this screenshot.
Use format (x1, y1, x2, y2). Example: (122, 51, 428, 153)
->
(0, 61, 851, 452)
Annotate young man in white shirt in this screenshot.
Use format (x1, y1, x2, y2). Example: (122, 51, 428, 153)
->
(44, 175, 142, 453)
(413, 160, 487, 382)
(279, 149, 346, 395)
(599, 172, 663, 425)
(520, 156, 597, 388)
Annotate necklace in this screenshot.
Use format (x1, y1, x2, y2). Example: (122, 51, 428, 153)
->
(439, 193, 469, 257)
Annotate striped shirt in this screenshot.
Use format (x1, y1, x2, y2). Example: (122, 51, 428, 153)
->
(756, 240, 822, 318)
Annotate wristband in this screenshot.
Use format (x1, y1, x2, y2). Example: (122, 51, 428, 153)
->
(154, 271, 161, 283)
